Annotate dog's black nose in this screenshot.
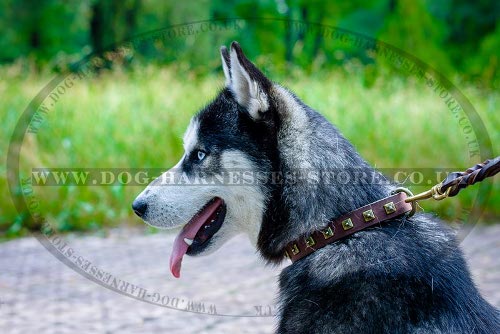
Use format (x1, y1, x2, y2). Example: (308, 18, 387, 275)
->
(132, 199, 148, 218)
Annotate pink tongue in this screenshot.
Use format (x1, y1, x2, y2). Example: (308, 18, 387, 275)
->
(169, 198, 222, 278)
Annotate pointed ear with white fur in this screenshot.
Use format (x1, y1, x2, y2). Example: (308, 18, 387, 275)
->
(221, 41, 272, 121)
(220, 46, 231, 86)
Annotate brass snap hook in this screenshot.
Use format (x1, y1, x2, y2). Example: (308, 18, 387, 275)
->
(404, 183, 452, 203)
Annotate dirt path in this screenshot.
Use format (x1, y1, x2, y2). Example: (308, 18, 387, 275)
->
(0, 225, 498, 333)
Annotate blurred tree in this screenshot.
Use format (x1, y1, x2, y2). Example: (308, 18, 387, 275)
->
(430, 0, 500, 87)
(377, 0, 453, 75)
(89, 0, 140, 69)
(0, 0, 90, 67)
(468, 22, 500, 89)
(90, 0, 141, 52)
(0, 0, 498, 86)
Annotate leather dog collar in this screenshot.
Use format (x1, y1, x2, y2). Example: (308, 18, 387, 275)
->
(284, 189, 414, 263)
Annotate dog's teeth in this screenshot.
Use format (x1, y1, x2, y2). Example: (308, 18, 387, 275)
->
(183, 238, 193, 246)
(211, 219, 215, 223)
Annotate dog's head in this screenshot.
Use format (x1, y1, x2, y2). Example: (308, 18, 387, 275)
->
(133, 42, 388, 277)
(132, 42, 278, 277)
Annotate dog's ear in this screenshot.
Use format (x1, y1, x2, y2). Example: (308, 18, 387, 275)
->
(220, 41, 272, 121)
(220, 45, 231, 86)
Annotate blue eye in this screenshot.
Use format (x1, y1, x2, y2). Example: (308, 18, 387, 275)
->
(197, 150, 206, 161)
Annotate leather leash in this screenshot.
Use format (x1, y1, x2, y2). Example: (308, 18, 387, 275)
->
(405, 156, 500, 202)
(284, 156, 500, 263)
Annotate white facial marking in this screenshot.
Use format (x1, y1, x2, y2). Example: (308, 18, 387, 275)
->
(219, 150, 268, 245)
(133, 147, 268, 255)
(183, 118, 200, 155)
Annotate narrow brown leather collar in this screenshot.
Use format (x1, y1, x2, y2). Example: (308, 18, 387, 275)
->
(284, 191, 414, 263)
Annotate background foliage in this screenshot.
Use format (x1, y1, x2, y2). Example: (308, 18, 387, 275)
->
(0, 0, 498, 238)
(1, 0, 499, 87)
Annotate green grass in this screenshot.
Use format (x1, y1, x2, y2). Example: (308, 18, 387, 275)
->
(0, 64, 498, 238)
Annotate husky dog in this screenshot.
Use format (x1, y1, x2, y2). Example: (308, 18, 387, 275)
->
(132, 42, 499, 333)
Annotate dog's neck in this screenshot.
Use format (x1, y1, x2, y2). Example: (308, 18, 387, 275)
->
(257, 85, 393, 263)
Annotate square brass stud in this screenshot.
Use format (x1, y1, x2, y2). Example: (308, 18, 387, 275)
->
(342, 218, 354, 230)
(321, 226, 334, 239)
(284, 251, 290, 259)
(363, 209, 375, 222)
(291, 244, 300, 255)
(383, 202, 396, 214)
(305, 236, 316, 247)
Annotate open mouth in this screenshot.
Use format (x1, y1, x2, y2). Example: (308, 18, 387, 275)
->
(169, 197, 226, 278)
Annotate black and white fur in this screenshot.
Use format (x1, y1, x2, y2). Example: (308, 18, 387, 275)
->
(133, 42, 499, 333)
